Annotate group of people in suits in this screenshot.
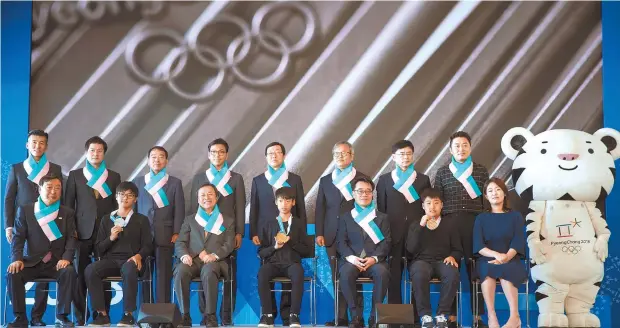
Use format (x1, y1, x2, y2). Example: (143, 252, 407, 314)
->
(4, 129, 527, 328)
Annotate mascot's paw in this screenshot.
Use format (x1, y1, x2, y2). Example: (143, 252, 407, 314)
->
(593, 238, 608, 262)
(530, 241, 547, 264)
(539, 313, 568, 327)
(567, 313, 600, 327)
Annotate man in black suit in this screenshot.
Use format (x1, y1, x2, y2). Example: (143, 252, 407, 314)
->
(7, 174, 77, 328)
(85, 181, 153, 327)
(376, 140, 431, 317)
(257, 187, 311, 328)
(133, 146, 185, 304)
(174, 183, 235, 327)
(337, 177, 391, 328)
(65, 136, 121, 324)
(249, 142, 307, 325)
(3, 129, 63, 326)
(315, 141, 366, 326)
(189, 138, 245, 325)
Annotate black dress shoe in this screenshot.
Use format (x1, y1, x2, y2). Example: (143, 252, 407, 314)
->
(7, 315, 29, 328)
(220, 314, 232, 326)
(56, 315, 76, 328)
(205, 314, 219, 328)
(368, 316, 376, 328)
(325, 321, 336, 327)
(348, 316, 363, 328)
(179, 313, 192, 327)
(30, 317, 47, 326)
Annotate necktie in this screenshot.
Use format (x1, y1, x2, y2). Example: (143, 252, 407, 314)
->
(42, 251, 52, 263)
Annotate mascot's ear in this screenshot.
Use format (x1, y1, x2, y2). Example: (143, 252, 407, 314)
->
(501, 127, 534, 160)
(594, 128, 620, 160)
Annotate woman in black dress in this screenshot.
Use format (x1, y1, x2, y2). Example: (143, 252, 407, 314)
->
(473, 178, 527, 328)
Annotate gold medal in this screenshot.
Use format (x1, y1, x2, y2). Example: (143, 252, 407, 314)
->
(276, 232, 288, 243)
(426, 217, 439, 230)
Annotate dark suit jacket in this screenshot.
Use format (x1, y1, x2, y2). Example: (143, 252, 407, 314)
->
(315, 170, 368, 247)
(65, 168, 121, 240)
(249, 172, 306, 239)
(133, 175, 185, 247)
(4, 161, 63, 229)
(336, 210, 391, 262)
(96, 212, 153, 260)
(189, 170, 246, 237)
(175, 213, 235, 260)
(258, 217, 312, 264)
(376, 171, 431, 243)
(11, 204, 77, 267)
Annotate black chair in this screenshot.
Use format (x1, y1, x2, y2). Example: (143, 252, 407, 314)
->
(171, 255, 235, 325)
(471, 258, 531, 328)
(402, 257, 463, 327)
(84, 256, 154, 324)
(258, 234, 317, 326)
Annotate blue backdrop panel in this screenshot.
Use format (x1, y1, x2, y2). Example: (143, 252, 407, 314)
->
(601, 3, 620, 327)
(1, 0, 33, 324)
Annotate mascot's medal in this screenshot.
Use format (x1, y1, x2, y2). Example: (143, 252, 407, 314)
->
(276, 232, 288, 243)
(426, 216, 440, 230)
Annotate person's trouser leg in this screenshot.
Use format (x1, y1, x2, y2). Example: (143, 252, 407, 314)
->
(285, 264, 305, 314)
(435, 261, 460, 316)
(55, 265, 77, 316)
(85, 259, 120, 314)
(121, 260, 140, 313)
(219, 252, 236, 321)
(173, 261, 201, 314)
(410, 260, 433, 317)
(31, 282, 48, 320)
(365, 263, 390, 316)
(339, 263, 362, 318)
(201, 262, 225, 315)
(73, 238, 93, 321)
(258, 263, 281, 315)
(155, 246, 174, 303)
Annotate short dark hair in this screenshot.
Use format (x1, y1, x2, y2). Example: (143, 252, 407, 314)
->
(265, 142, 286, 156)
(116, 181, 139, 197)
(197, 183, 219, 198)
(449, 131, 472, 147)
(208, 138, 229, 153)
(275, 186, 296, 200)
(148, 146, 168, 159)
(28, 129, 48, 142)
(352, 176, 375, 191)
(420, 188, 442, 202)
(391, 140, 414, 154)
(85, 136, 108, 153)
(39, 174, 62, 187)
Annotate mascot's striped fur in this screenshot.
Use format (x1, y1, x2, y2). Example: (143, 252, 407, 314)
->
(501, 128, 620, 328)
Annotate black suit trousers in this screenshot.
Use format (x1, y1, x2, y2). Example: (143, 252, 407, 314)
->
(388, 238, 420, 321)
(327, 243, 363, 323)
(85, 258, 145, 313)
(143, 246, 173, 304)
(198, 250, 236, 321)
(8, 261, 76, 317)
(73, 235, 111, 322)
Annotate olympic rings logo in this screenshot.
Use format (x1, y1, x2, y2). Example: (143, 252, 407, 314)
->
(561, 246, 582, 255)
(33, 1, 165, 44)
(124, 2, 318, 102)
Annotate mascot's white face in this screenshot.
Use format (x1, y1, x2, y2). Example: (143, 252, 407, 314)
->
(501, 128, 620, 202)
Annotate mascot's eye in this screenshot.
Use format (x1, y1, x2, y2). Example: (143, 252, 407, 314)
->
(541, 149, 547, 154)
(588, 148, 594, 154)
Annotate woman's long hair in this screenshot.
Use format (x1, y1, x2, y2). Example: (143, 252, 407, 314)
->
(483, 177, 511, 212)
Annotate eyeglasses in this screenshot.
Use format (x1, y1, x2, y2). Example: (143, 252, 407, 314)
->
(209, 150, 227, 156)
(117, 193, 136, 199)
(395, 152, 413, 157)
(333, 151, 351, 158)
(267, 151, 283, 157)
(353, 189, 373, 196)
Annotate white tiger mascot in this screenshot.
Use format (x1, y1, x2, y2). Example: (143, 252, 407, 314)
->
(500, 127, 620, 328)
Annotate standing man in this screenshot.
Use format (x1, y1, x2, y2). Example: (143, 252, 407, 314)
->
(337, 177, 391, 328)
(133, 146, 185, 304)
(434, 131, 489, 328)
(249, 141, 307, 325)
(376, 140, 431, 315)
(4, 129, 63, 326)
(7, 174, 77, 328)
(189, 138, 245, 325)
(66, 136, 121, 325)
(174, 183, 235, 327)
(315, 141, 366, 326)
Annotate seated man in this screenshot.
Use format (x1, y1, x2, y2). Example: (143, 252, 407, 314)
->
(174, 183, 235, 327)
(7, 174, 77, 328)
(337, 177, 391, 328)
(257, 187, 311, 328)
(85, 181, 153, 326)
(406, 189, 462, 328)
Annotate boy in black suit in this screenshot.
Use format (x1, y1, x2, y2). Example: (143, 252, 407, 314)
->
(257, 187, 311, 328)
(7, 174, 77, 328)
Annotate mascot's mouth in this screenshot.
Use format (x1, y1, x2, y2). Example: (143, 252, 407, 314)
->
(558, 164, 578, 171)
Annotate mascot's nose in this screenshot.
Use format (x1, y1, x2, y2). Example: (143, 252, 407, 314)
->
(557, 153, 580, 161)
